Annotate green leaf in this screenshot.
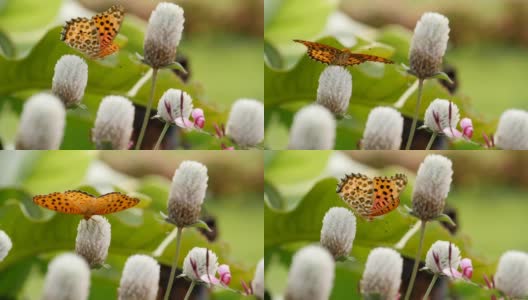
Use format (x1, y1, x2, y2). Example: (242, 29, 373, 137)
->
(0, 30, 15, 58)
(264, 180, 286, 210)
(264, 39, 284, 69)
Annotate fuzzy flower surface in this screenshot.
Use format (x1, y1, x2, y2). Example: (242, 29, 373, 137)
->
(182, 247, 219, 282)
(252, 258, 265, 299)
(52, 54, 88, 107)
(412, 154, 453, 220)
(494, 109, 528, 150)
(155, 89, 204, 129)
(360, 247, 403, 300)
(320, 207, 356, 258)
(118, 255, 160, 300)
(0, 230, 12, 262)
(16, 93, 65, 150)
(288, 104, 336, 150)
(143, 2, 184, 68)
(42, 253, 90, 300)
(409, 12, 450, 79)
(167, 160, 208, 227)
(316, 66, 352, 116)
(424, 99, 460, 134)
(495, 250, 528, 298)
(425, 241, 461, 274)
(285, 245, 335, 300)
(225, 99, 264, 147)
(362, 106, 404, 150)
(92, 96, 135, 150)
(75, 216, 111, 268)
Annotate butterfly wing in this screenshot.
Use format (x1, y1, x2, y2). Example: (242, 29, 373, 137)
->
(33, 190, 94, 215)
(92, 192, 139, 215)
(92, 5, 125, 58)
(294, 39, 341, 65)
(346, 53, 394, 66)
(370, 174, 407, 217)
(60, 17, 100, 58)
(336, 173, 374, 218)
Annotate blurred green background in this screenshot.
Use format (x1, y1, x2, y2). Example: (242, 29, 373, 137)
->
(264, 150, 528, 299)
(0, 150, 263, 299)
(0, 0, 263, 149)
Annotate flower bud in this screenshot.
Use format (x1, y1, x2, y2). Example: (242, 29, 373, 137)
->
(316, 66, 352, 116)
(92, 96, 135, 150)
(42, 253, 90, 300)
(225, 99, 264, 147)
(182, 247, 218, 281)
(320, 207, 356, 258)
(362, 107, 404, 150)
(288, 104, 336, 150)
(75, 216, 111, 268)
(360, 247, 403, 300)
(52, 55, 88, 107)
(425, 241, 461, 274)
(494, 109, 528, 150)
(252, 258, 265, 299)
(118, 255, 160, 300)
(495, 250, 528, 298)
(0, 230, 12, 262)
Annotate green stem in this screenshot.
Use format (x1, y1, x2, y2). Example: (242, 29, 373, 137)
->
(153, 122, 170, 150)
(422, 273, 438, 300)
(183, 281, 196, 300)
(135, 68, 159, 150)
(163, 227, 183, 300)
(404, 221, 427, 300)
(425, 132, 437, 150)
(405, 79, 425, 150)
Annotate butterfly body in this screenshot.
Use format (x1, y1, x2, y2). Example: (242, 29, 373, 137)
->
(61, 5, 124, 59)
(336, 173, 407, 220)
(33, 190, 139, 220)
(293, 39, 393, 66)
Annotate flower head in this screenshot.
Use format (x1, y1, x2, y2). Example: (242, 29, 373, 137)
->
(225, 99, 264, 148)
(0, 230, 12, 262)
(92, 96, 135, 150)
(167, 160, 208, 227)
(52, 55, 88, 107)
(360, 247, 403, 300)
(16, 93, 65, 150)
(182, 247, 219, 282)
(495, 250, 528, 298)
(362, 106, 404, 150)
(75, 216, 111, 268)
(425, 241, 461, 275)
(288, 104, 336, 150)
(316, 66, 352, 116)
(42, 253, 90, 300)
(412, 154, 453, 220)
(252, 258, 265, 299)
(143, 2, 185, 68)
(320, 207, 356, 258)
(285, 245, 335, 300)
(155, 89, 203, 129)
(409, 12, 450, 79)
(494, 109, 528, 150)
(118, 255, 160, 300)
(424, 99, 460, 134)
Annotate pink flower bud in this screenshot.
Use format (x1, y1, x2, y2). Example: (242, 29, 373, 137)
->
(218, 264, 231, 285)
(460, 118, 473, 138)
(460, 258, 473, 279)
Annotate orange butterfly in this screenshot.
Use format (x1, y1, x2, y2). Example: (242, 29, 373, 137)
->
(60, 5, 125, 59)
(33, 190, 139, 220)
(336, 173, 407, 220)
(294, 39, 393, 66)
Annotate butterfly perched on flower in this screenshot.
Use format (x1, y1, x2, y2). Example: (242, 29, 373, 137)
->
(336, 173, 407, 220)
(33, 190, 139, 220)
(60, 5, 125, 59)
(294, 39, 393, 66)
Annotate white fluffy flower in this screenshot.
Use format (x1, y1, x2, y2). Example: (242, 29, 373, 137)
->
(316, 66, 352, 116)
(288, 104, 336, 150)
(320, 207, 356, 258)
(118, 255, 160, 300)
(412, 154, 453, 220)
(362, 107, 404, 150)
(144, 2, 185, 68)
(285, 245, 335, 300)
(494, 109, 528, 150)
(42, 253, 90, 300)
(75, 216, 111, 268)
(225, 99, 264, 148)
(0, 230, 12, 262)
(424, 99, 460, 133)
(360, 247, 403, 300)
(156, 89, 193, 125)
(92, 96, 135, 150)
(409, 12, 450, 79)
(425, 241, 461, 274)
(52, 55, 88, 107)
(252, 258, 265, 299)
(182, 247, 218, 281)
(16, 93, 65, 150)
(495, 251, 528, 298)
(167, 160, 208, 227)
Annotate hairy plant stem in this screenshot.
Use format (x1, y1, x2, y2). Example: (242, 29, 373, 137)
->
(404, 220, 427, 300)
(405, 78, 425, 150)
(423, 273, 439, 300)
(153, 122, 170, 150)
(164, 227, 183, 300)
(183, 281, 196, 300)
(425, 132, 437, 150)
(135, 68, 159, 150)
